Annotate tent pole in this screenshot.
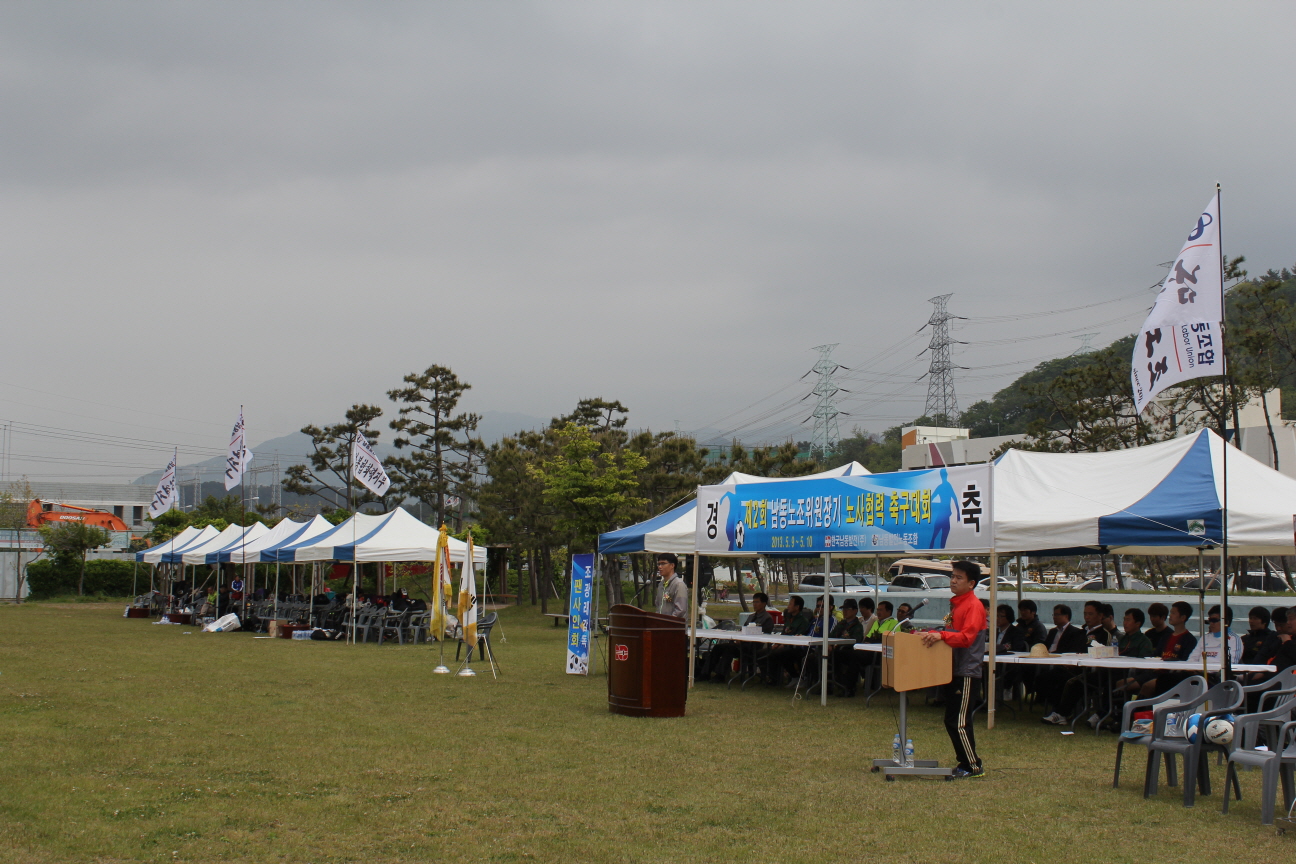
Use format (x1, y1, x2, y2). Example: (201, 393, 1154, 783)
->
(987, 552, 998, 730)
(1015, 554, 1023, 606)
(821, 552, 830, 707)
(1198, 548, 1207, 678)
(689, 552, 699, 689)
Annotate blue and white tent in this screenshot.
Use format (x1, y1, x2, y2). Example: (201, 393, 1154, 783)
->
(994, 428, 1296, 555)
(136, 525, 203, 564)
(196, 522, 270, 565)
(257, 515, 337, 563)
(268, 507, 486, 564)
(598, 462, 871, 555)
(142, 525, 220, 564)
(178, 523, 265, 565)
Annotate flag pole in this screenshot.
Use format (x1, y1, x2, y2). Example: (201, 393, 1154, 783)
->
(350, 433, 358, 645)
(1217, 182, 1232, 681)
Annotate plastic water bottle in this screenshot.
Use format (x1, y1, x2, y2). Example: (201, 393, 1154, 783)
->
(904, 739, 915, 768)
(892, 734, 901, 765)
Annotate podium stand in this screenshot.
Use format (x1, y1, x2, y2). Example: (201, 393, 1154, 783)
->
(871, 631, 955, 780)
(607, 604, 688, 718)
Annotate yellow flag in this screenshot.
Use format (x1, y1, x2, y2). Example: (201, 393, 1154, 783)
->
(430, 525, 449, 638)
(458, 532, 477, 649)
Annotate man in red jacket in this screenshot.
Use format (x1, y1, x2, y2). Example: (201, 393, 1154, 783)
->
(921, 560, 988, 778)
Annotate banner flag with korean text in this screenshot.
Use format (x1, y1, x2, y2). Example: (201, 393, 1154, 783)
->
(350, 431, 391, 496)
(565, 553, 595, 676)
(457, 532, 478, 651)
(223, 409, 253, 491)
(695, 463, 993, 555)
(148, 448, 179, 519)
(430, 523, 452, 640)
(1132, 192, 1223, 415)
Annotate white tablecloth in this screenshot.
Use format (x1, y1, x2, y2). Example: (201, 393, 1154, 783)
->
(852, 642, 1275, 672)
(695, 631, 854, 648)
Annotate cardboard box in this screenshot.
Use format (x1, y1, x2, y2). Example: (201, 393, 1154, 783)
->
(882, 631, 953, 692)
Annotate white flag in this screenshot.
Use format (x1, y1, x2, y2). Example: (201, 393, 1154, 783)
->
(148, 449, 178, 519)
(351, 431, 391, 496)
(458, 533, 477, 649)
(1132, 192, 1223, 414)
(224, 409, 253, 491)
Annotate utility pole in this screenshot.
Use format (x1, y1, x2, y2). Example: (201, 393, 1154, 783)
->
(919, 294, 963, 427)
(808, 344, 845, 460)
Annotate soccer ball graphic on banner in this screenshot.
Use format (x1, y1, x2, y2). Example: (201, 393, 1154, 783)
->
(1204, 716, 1236, 746)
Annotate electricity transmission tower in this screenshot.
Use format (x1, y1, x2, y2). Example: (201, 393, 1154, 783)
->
(1070, 333, 1098, 356)
(808, 344, 845, 460)
(919, 293, 964, 427)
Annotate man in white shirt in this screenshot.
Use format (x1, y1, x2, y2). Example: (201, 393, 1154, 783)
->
(1187, 604, 1243, 666)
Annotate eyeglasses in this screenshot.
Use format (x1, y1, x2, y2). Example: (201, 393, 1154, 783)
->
(1208, 617, 1221, 624)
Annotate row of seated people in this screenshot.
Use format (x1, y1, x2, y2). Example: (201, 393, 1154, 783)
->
(994, 598, 1296, 727)
(696, 593, 917, 695)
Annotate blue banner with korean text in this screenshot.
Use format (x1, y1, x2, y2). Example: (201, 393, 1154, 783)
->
(565, 553, 595, 675)
(693, 464, 993, 555)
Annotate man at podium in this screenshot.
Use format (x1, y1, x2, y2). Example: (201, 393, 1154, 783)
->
(920, 561, 987, 779)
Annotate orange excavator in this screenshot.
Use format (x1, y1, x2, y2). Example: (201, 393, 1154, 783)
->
(26, 499, 131, 532)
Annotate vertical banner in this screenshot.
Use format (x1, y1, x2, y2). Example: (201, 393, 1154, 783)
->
(565, 553, 595, 675)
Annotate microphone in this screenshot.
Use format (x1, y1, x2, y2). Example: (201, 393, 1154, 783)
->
(896, 598, 928, 628)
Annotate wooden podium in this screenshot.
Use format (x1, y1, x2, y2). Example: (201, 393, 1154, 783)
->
(872, 631, 955, 780)
(606, 605, 688, 718)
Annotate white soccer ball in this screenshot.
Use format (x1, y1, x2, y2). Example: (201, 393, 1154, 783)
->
(1205, 717, 1235, 746)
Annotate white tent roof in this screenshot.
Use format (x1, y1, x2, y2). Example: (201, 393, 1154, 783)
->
(282, 507, 488, 564)
(218, 517, 303, 564)
(598, 461, 872, 555)
(181, 523, 263, 565)
(153, 525, 221, 564)
(137, 525, 201, 564)
(259, 515, 341, 562)
(197, 522, 270, 565)
(994, 428, 1296, 555)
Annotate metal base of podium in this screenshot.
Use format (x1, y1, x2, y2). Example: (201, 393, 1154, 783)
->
(871, 688, 955, 781)
(871, 758, 953, 780)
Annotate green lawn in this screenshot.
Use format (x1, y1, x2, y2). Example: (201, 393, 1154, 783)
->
(0, 602, 1290, 863)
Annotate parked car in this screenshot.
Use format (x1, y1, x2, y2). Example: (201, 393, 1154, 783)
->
(976, 576, 1047, 593)
(1068, 577, 1158, 592)
(794, 574, 884, 593)
(886, 559, 953, 591)
(1182, 573, 1292, 593)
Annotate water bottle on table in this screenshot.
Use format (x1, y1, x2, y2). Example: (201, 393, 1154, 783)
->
(904, 738, 914, 768)
(892, 734, 901, 765)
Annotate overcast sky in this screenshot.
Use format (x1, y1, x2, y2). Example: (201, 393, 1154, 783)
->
(3, 2, 1295, 483)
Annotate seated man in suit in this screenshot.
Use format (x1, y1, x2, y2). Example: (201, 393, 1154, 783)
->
(829, 598, 866, 696)
(1038, 604, 1089, 725)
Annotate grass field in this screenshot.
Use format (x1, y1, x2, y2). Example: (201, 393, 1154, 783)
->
(0, 602, 1290, 863)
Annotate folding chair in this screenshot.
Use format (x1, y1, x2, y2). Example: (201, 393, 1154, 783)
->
(1143, 680, 1243, 807)
(1113, 675, 1206, 788)
(1222, 689, 1296, 825)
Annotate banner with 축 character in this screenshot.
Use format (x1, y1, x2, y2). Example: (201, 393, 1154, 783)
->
(693, 464, 993, 555)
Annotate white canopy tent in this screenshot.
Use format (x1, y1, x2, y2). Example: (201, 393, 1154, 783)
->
(136, 526, 203, 564)
(178, 524, 264, 566)
(192, 523, 270, 566)
(153, 525, 221, 565)
(994, 428, 1296, 555)
(286, 507, 487, 564)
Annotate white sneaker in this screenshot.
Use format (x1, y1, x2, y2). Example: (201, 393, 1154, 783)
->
(1088, 713, 1100, 729)
(1041, 712, 1065, 725)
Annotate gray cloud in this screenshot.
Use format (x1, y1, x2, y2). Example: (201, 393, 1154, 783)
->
(1, 1, 1293, 480)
